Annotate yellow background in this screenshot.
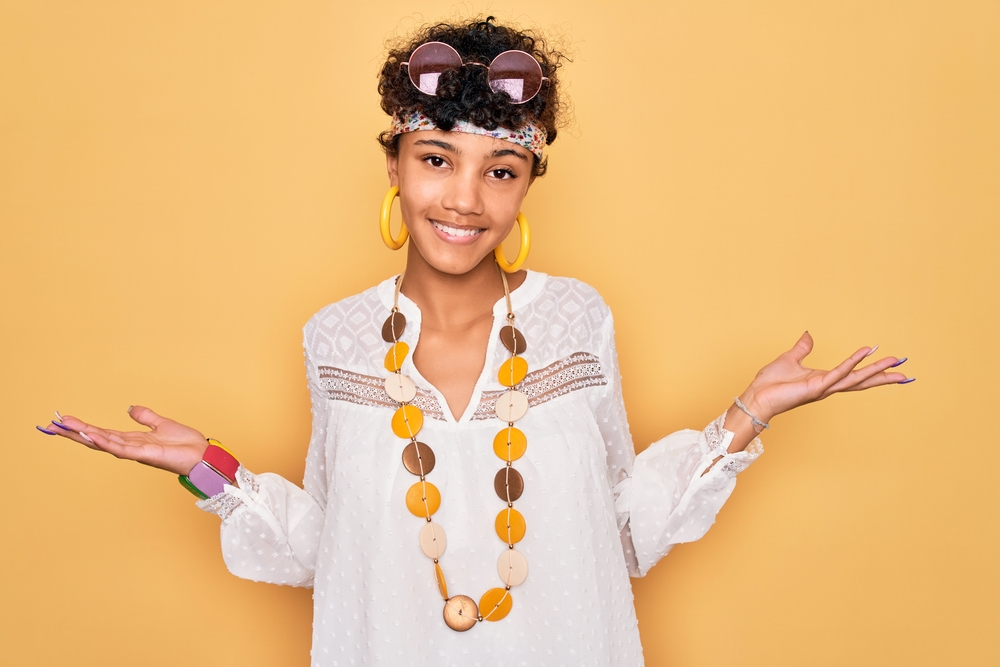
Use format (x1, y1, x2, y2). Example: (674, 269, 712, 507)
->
(2, 1, 997, 665)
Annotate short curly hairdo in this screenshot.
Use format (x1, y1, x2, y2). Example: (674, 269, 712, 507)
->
(377, 17, 566, 177)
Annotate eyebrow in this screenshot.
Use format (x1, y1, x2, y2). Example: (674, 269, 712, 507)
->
(412, 138, 529, 162)
(489, 148, 529, 162)
(413, 139, 458, 152)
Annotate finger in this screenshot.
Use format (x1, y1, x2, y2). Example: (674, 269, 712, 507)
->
(817, 346, 874, 392)
(128, 405, 168, 430)
(37, 422, 97, 446)
(787, 331, 814, 363)
(823, 356, 901, 395)
(833, 370, 910, 394)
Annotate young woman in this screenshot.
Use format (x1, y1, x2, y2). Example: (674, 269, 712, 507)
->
(37, 17, 912, 666)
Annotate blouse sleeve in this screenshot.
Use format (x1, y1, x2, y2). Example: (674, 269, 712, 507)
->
(594, 314, 763, 578)
(194, 340, 330, 588)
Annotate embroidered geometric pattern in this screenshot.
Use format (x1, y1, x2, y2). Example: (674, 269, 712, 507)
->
(317, 351, 607, 421)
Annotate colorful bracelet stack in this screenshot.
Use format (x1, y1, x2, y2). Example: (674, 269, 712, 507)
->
(178, 439, 240, 499)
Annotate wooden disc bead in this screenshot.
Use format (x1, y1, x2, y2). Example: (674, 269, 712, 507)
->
(493, 427, 527, 461)
(499, 325, 527, 355)
(497, 549, 528, 587)
(493, 467, 524, 502)
(381, 312, 406, 342)
(497, 356, 528, 387)
(384, 342, 409, 372)
(402, 441, 435, 476)
(434, 562, 448, 600)
(443, 595, 478, 631)
(479, 588, 513, 622)
(391, 405, 423, 439)
(495, 390, 528, 422)
(494, 507, 526, 544)
(384, 373, 416, 403)
(405, 481, 440, 518)
(419, 521, 447, 559)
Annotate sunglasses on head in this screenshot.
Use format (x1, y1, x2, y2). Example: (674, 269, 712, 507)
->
(401, 41, 548, 105)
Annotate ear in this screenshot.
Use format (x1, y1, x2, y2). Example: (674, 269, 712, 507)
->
(386, 153, 399, 187)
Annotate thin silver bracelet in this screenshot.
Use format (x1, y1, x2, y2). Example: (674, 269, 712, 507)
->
(733, 397, 769, 434)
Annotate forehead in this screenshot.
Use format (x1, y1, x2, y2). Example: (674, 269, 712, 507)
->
(400, 130, 530, 161)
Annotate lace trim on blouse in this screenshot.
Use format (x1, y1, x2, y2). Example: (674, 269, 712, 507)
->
(700, 413, 765, 478)
(196, 465, 258, 521)
(316, 351, 608, 421)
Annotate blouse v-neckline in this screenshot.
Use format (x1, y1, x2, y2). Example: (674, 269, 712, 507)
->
(377, 270, 546, 425)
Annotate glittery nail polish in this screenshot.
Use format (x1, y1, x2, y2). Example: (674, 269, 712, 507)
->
(36, 425, 58, 435)
(51, 421, 74, 431)
(890, 357, 908, 368)
(897, 378, 916, 385)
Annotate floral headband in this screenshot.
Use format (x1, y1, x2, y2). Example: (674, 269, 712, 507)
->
(390, 110, 547, 160)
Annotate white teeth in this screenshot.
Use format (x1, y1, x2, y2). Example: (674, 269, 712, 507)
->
(432, 221, 483, 237)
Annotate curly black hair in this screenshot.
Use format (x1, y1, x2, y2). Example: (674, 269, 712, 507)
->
(377, 17, 567, 177)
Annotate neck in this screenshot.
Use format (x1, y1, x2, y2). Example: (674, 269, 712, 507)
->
(401, 247, 526, 330)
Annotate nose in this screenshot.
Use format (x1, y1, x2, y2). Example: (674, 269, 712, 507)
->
(440, 168, 484, 218)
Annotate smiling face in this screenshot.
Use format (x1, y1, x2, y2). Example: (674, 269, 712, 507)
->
(386, 130, 533, 276)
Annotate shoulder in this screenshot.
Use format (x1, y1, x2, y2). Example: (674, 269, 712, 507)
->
(302, 281, 390, 367)
(531, 274, 613, 323)
(524, 274, 614, 359)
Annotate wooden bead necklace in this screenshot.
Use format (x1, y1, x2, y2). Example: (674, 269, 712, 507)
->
(382, 269, 530, 632)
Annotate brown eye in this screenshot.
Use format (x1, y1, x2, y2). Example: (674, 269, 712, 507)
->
(491, 169, 514, 179)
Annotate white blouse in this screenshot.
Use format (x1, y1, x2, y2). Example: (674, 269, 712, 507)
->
(198, 271, 762, 666)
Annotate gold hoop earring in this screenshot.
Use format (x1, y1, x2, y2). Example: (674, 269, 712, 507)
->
(494, 212, 530, 273)
(380, 186, 408, 250)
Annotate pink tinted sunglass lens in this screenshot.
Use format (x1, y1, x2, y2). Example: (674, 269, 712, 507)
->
(407, 42, 463, 96)
(487, 50, 544, 103)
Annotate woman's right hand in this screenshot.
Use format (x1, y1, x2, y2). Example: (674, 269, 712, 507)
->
(39, 406, 208, 476)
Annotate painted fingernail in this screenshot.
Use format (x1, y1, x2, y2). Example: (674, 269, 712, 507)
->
(54, 410, 64, 423)
(36, 425, 58, 435)
(51, 421, 74, 431)
(127, 405, 134, 413)
(890, 357, 908, 368)
(897, 377, 916, 385)
(78, 431, 95, 444)
(865, 344, 880, 357)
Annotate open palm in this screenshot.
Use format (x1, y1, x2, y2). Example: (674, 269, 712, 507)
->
(51, 406, 208, 476)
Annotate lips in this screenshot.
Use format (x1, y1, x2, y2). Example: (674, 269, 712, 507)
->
(431, 220, 485, 238)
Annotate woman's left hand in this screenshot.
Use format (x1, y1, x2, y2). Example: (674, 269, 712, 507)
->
(738, 331, 911, 424)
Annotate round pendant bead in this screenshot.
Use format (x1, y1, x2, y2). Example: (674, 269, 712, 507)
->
(495, 390, 528, 422)
(405, 481, 441, 518)
(443, 595, 478, 631)
(419, 521, 447, 559)
(391, 405, 424, 439)
(385, 373, 416, 403)
(497, 356, 528, 387)
(497, 549, 528, 587)
(381, 312, 406, 342)
(499, 326, 527, 355)
(493, 467, 524, 502)
(384, 342, 409, 372)
(494, 507, 526, 544)
(493, 427, 527, 461)
(479, 588, 513, 622)
(402, 441, 435, 476)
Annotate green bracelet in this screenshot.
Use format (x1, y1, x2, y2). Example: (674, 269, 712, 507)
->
(178, 474, 209, 500)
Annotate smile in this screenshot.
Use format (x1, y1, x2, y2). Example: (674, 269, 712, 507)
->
(431, 221, 485, 238)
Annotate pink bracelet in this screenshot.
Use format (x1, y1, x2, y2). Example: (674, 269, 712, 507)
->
(178, 439, 241, 499)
